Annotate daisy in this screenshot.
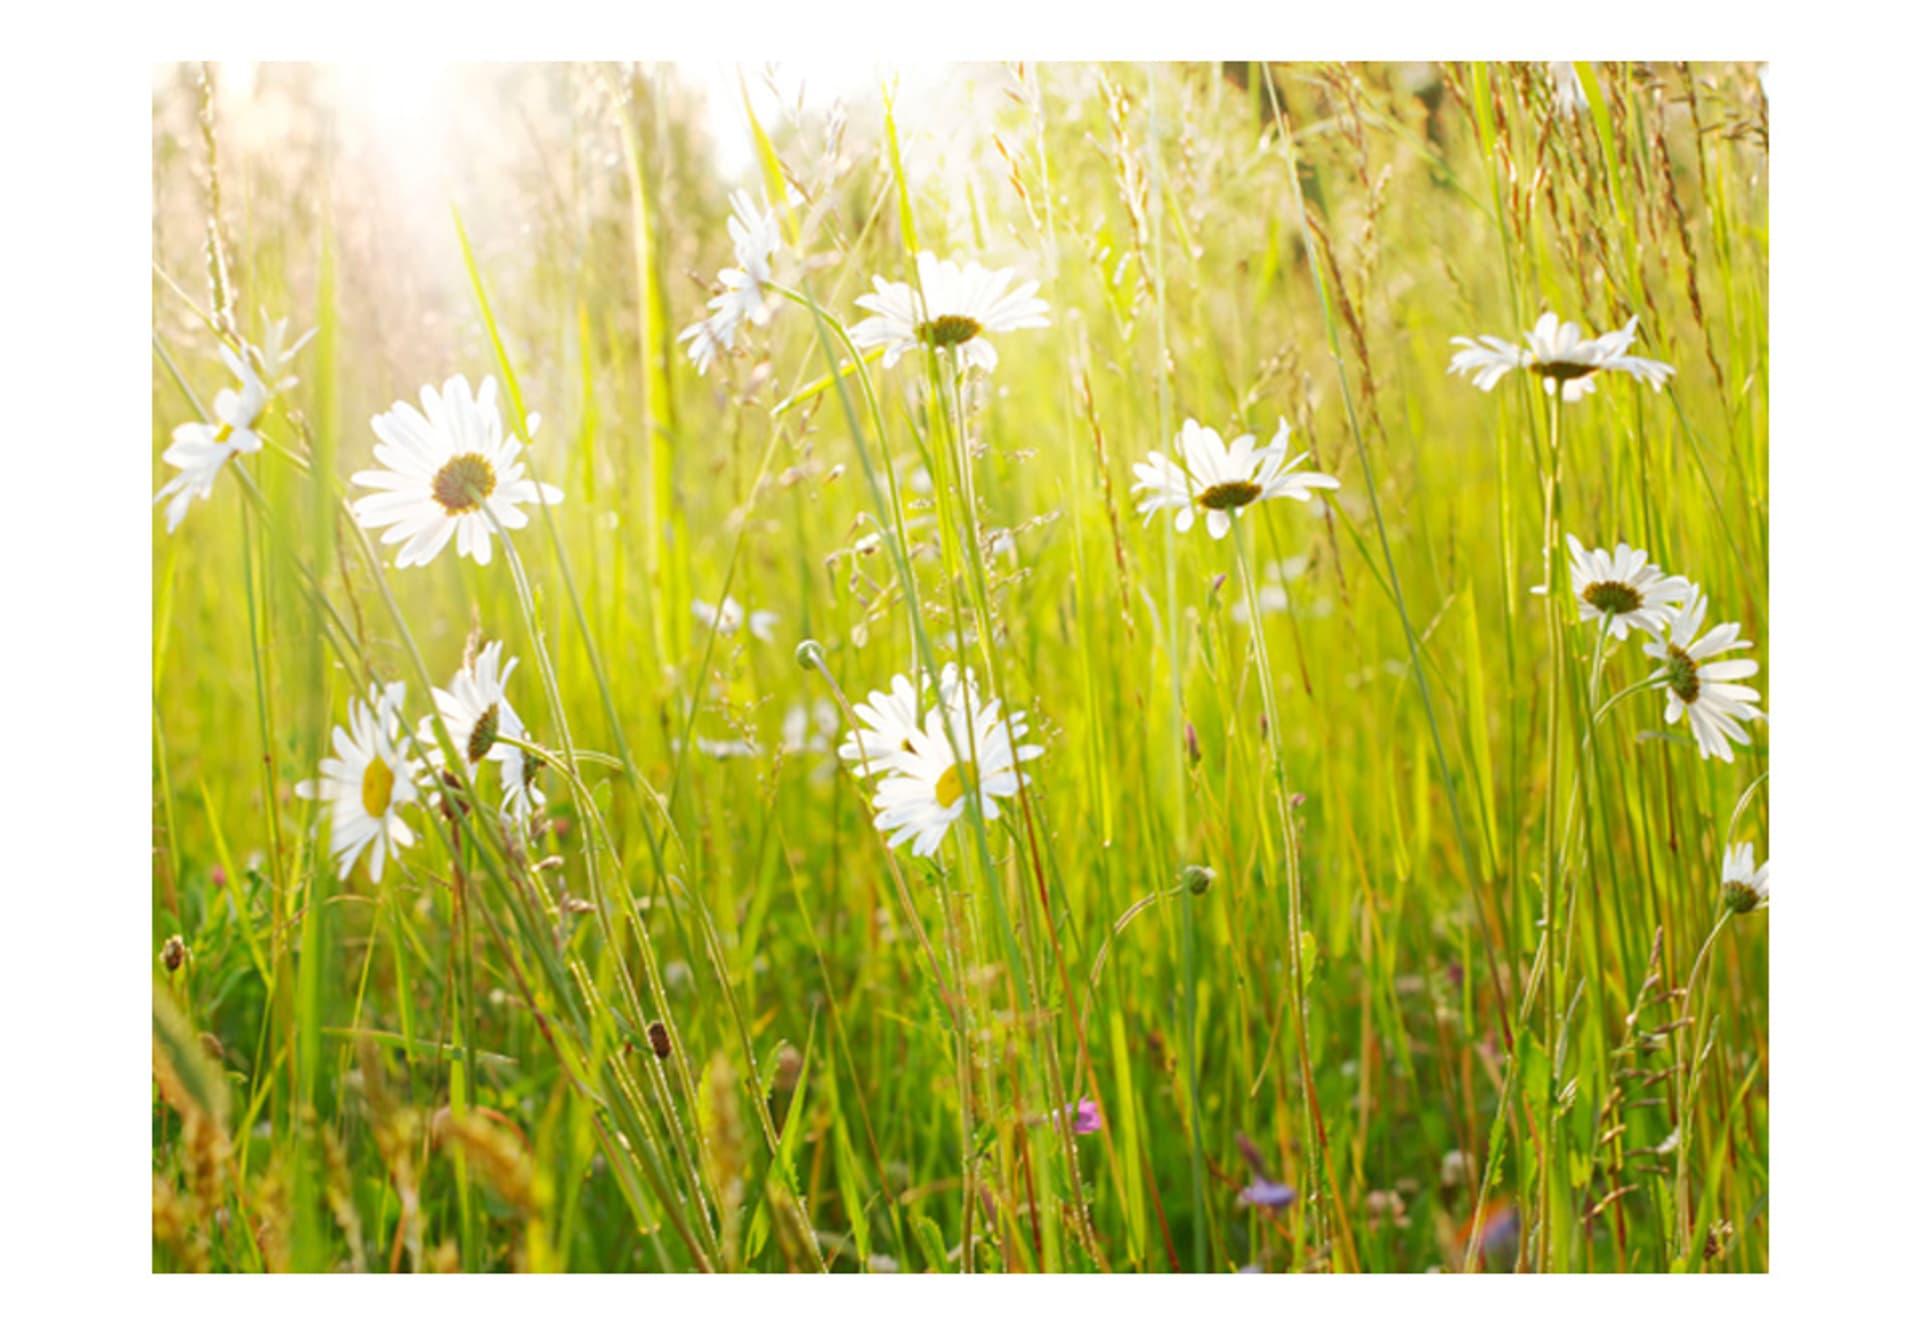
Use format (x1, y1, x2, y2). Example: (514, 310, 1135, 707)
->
(679, 191, 781, 375)
(850, 252, 1050, 374)
(154, 344, 268, 532)
(1642, 586, 1765, 763)
(351, 375, 562, 569)
(837, 673, 926, 777)
(1449, 311, 1674, 402)
(295, 682, 420, 882)
(420, 640, 544, 824)
(1720, 842, 1770, 914)
(1132, 418, 1340, 540)
(1563, 535, 1692, 639)
(692, 595, 777, 643)
(870, 672, 1042, 858)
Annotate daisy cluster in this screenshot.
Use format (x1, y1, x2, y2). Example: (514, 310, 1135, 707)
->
(1563, 534, 1764, 765)
(294, 640, 547, 883)
(675, 193, 1051, 380)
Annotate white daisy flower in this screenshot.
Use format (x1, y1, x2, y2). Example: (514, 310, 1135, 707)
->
(1449, 312, 1675, 402)
(295, 682, 420, 882)
(870, 675, 1043, 859)
(154, 344, 268, 533)
(850, 252, 1050, 374)
(1720, 842, 1770, 914)
(1546, 62, 1588, 118)
(679, 191, 781, 375)
(1642, 586, 1765, 763)
(692, 595, 778, 643)
(351, 375, 562, 569)
(837, 673, 927, 777)
(419, 640, 544, 824)
(1132, 418, 1340, 540)
(1564, 535, 1692, 640)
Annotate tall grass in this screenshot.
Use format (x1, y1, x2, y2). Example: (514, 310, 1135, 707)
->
(151, 60, 1769, 1273)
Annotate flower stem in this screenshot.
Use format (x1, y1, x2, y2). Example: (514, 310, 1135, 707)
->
(1233, 520, 1328, 1264)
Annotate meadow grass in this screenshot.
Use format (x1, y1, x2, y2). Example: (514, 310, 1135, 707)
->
(150, 60, 1769, 1273)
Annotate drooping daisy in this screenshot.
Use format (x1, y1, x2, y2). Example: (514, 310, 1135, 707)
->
(1133, 418, 1340, 540)
(422, 641, 522, 767)
(692, 595, 777, 643)
(154, 344, 268, 532)
(1643, 587, 1765, 763)
(1449, 312, 1675, 402)
(1720, 842, 1770, 914)
(351, 375, 562, 569)
(1563, 535, 1692, 639)
(679, 191, 782, 375)
(850, 252, 1050, 374)
(837, 673, 926, 777)
(870, 675, 1042, 858)
(295, 682, 420, 882)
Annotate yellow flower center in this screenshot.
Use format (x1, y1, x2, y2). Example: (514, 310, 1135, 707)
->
(917, 314, 984, 349)
(1529, 359, 1601, 382)
(213, 421, 235, 444)
(935, 760, 979, 809)
(361, 754, 395, 818)
(431, 452, 498, 515)
(1197, 479, 1264, 511)
(1664, 646, 1701, 704)
(467, 703, 500, 764)
(1581, 580, 1643, 616)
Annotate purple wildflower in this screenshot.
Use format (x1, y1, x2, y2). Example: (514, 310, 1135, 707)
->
(1234, 1132, 1298, 1214)
(1053, 1098, 1103, 1135)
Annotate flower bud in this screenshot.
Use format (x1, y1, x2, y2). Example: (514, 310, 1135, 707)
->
(1177, 865, 1216, 897)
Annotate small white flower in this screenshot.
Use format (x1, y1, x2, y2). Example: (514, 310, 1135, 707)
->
(1133, 418, 1339, 540)
(1229, 556, 1313, 623)
(850, 252, 1050, 374)
(1643, 586, 1765, 763)
(692, 595, 777, 643)
(781, 699, 841, 756)
(253, 310, 316, 394)
(351, 375, 562, 569)
(1720, 842, 1770, 913)
(695, 735, 760, 759)
(1449, 312, 1674, 402)
(679, 191, 782, 375)
(154, 344, 268, 533)
(1546, 62, 1588, 118)
(1564, 535, 1692, 640)
(870, 672, 1043, 858)
(295, 682, 420, 882)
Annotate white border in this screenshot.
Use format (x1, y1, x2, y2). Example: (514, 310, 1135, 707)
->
(5, 1, 1910, 1320)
